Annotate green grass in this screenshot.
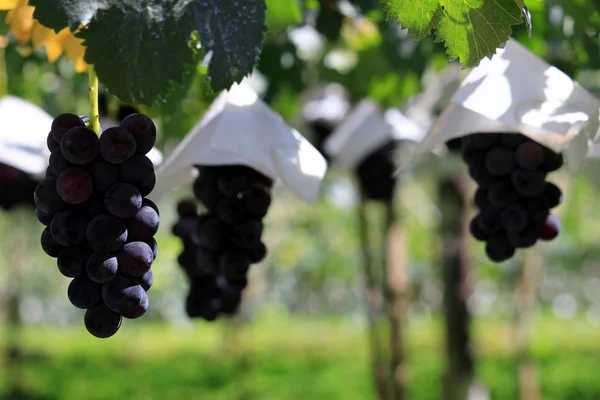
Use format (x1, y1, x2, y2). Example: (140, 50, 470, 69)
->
(0, 315, 599, 399)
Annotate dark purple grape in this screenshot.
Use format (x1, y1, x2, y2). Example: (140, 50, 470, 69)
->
(469, 216, 488, 241)
(138, 174, 156, 197)
(67, 274, 102, 309)
(220, 249, 251, 281)
(47, 133, 60, 152)
(126, 204, 159, 240)
(485, 235, 515, 262)
(217, 196, 247, 224)
(464, 133, 499, 150)
(119, 114, 156, 155)
(541, 148, 563, 172)
(523, 197, 549, 223)
(467, 166, 494, 189)
(243, 183, 271, 218)
(41, 227, 64, 258)
(56, 167, 93, 204)
(118, 242, 153, 277)
(230, 219, 263, 249)
(500, 204, 528, 231)
(488, 181, 518, 206)
(537, 214, 561, 241)
(123, 290, 148, 319)
(195, 217, 227, 251)
(177, 199, 197, 218)
(476, 209, 503, 235)
(485, 146, 515, 176)
(217, 175, 248, 197)
(36, 209, 54, 226)
(102, 275, 144, 314)
(542, 182, 562, 209)
(500, 134, 528, 148)
(57, 247, 89, 278)
(86, 214, 128, 252)
(86, 253, 118, 283)
(515, 141, 545, 170)
(248, 242, 267, 263)
(84, 304, 122, 339)
(511, 169, 546, 197)
(50, 113, 85, 142)
(35, 177, 65, 214)
(90, 158, 120, 191)
(61, 127, 99, 164)
(474, 188, 489, 209)
(50, 210, 87, 246)
(104, 183, 142, 218)
(120, 155, 154, 188)
(142, 198, 159, 216)
(49, 150, 70, 175)
(193, 175, 220, 211)
(99, 127, 137, 164)
(507, 224, 538, 248)
(185, 290, 220, 321)
(138, 269, 153, 291)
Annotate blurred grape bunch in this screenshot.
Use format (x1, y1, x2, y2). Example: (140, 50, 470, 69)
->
(0, 95, 53, 210)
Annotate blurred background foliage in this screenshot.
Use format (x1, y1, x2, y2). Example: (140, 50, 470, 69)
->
(1, 0, 600, 399)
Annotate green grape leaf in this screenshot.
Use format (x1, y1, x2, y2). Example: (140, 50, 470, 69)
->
(185, 0, 266, 91)
(76, 1, 196, 105)
(29, 0, 107, 32)
(265, 0, 302, 35)
(385, 0, 524, 67)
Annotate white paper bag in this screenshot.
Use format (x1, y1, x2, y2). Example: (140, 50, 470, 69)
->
(402, 39, 600, 175)
(0, 96, 53, 178)
(153, 83, 328, 204)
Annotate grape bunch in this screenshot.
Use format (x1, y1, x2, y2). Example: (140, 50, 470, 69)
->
(463, 133, 563, 262)
(35, 112, 159, 338)
(355, 140, 397, 200)
(172, 165, 272, 320)
(0, 163, 38, 210)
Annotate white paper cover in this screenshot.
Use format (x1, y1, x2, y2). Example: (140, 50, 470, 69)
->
(384, 108, 427, 143)
(153, 83, 328, 203)
(0, 96, 53, 178)
(403, 39, 600, 174)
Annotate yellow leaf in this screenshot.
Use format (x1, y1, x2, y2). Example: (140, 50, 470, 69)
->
(6, 2, 34, 44)
(0, 0, 19, 10)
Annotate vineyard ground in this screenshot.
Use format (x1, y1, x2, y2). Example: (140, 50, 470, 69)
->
(0, 314, 597, 399)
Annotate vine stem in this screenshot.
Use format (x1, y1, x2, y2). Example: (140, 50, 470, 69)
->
(88, 66, 101, 137)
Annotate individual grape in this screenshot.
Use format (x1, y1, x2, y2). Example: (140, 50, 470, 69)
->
(36, 209, 54, 226)
(84, 304, 122, 339)
(488, 181, 518, 206)
(469, 216, 488, 241)
(485, 235, 515, 262)
(123, 290, 148, 319)
(172, 218, 197, 238)
(464, 133, 499, 150)
(217, 175, 248, 197)
(523, 196, 549, 223)
(476, 209, 503, 235)
(195, 217, 227, 251)
(500, 204, 528, 231)
(50, 211, 87, 246)
(195, 248, 219, 276)
(86, 214, 128, 252)
(485, 147, 515, 176)
(461, 142, 485, 166)
(99, 127, 137, 164)
(126, 204, 159, 240)
(542, 182, 562, 209)
(467, 165, 494, 189)
(57, 247, 89, 278)
(216, 196, 247, 224)
(230, 219, 263, 249)
(247, 242, 267, 263)
(116, 105, 139, 122)
(500, 134, 528, 148)
(34, 177, 65, 214)
(511, 169, 546, 197)
(178, 250, 196, 271)
(86, 253, 118, 283)
(185, 290, 220, 321)
(537, 214, 561, 241)
(41, 227, 64, 258)
(193, 174, 220, 211)
(243, 183, 271, 218)
(177, 199, 197, 218)
(104, 183, 142, 218)
(220, 249, 251, 281)
(140, 237, 158, 260)
(61, 127, 99, 164)
(507, 224, 538, 248)
(67, 275, 102, 309)
(120, 155, 154, 187)
(50, 113, 84, 142)
(138, 174, 156, 197)
(118, 242, 153, 277)
(474, 188, 489, 209)
(515, 141, 545, 170)
(142, 198, 159, 216)
(49, 150, 70, 175)
(45, 166, 56, 178)
(138, 269, 153, 291)
(47, 133, 60, 152)
(541, 148, 563, 172)
(56, 167, 93, 204)
(119, 113, 156, 154)
(102, 275, 144, 314)
(90, 158, 120, 191)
